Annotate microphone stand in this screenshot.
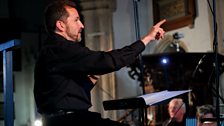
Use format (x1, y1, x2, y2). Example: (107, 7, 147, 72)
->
(132, 0, 148, 126)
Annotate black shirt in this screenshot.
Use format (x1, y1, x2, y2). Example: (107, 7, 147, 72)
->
(34, 33, 145, 113)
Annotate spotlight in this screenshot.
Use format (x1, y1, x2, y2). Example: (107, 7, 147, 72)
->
(34, 119, 43, 126)
(161, 57, 169, 65)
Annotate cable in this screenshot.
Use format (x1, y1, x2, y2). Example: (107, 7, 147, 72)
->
(207, 0, 218, 51)
(192, 54, 206, 78)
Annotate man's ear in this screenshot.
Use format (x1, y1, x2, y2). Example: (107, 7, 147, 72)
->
(56, 20, 65, 31)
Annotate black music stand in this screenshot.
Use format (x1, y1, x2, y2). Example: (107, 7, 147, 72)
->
(103, 90, 191, 126)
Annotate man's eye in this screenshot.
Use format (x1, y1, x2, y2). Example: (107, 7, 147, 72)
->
(75, 18, 80, 22)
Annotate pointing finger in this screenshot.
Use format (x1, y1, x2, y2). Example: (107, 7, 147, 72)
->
(155, 19, 166, 27)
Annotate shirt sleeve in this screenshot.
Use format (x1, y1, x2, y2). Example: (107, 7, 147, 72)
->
(44, 40, 145, 75)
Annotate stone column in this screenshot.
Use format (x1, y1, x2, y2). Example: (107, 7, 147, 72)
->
(80, 0, 117, 120)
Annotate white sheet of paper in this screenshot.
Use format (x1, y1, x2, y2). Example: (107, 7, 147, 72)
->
(138, 90, 191, 106)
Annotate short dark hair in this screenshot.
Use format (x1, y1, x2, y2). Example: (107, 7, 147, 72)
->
(197, 104, 216, 118)
(44, 0, 76, 34)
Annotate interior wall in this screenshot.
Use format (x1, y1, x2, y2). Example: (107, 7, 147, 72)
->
(216, 0, 224, 54)
(165, 0, 212, 52)
(80, 0, 117, 120)
(112, 0, 159, 120)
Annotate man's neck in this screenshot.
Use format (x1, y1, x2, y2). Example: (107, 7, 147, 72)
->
(174, 116, 183, 122)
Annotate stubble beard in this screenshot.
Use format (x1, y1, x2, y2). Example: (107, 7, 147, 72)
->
(77, 37, 82, 42)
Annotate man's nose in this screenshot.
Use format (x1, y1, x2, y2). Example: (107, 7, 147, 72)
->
(80, 22, 84, 28)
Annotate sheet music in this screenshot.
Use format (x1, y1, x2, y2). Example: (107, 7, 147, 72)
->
(138, 90, 191, 106)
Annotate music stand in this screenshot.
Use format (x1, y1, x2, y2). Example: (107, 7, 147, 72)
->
(103, 90, 191, 110)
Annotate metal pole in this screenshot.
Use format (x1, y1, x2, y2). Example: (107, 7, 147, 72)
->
(0, 39, 20, 126)
(211, 0, 220, 125)
(3, 50, 14, 126)
(132, 0, 148, 125)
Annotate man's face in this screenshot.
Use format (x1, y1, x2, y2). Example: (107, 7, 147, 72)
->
(62, 6, 84, 42)
(168, 101, 184, 119)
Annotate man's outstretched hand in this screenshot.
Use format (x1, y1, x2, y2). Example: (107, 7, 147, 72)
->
(141, 19, 166, 45)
